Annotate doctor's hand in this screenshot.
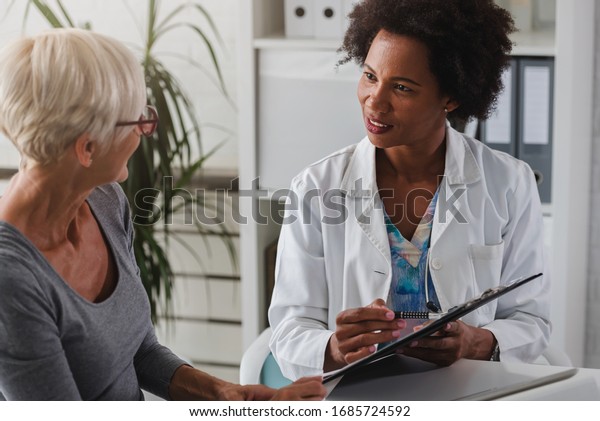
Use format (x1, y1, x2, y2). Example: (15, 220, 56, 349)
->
(397, 320, 497, 366)
(324, 299, 407, 372)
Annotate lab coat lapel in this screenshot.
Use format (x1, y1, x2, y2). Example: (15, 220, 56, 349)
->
(341, 138, 392, 299)
(355, 196, 391, 268)
(431, 181, 466, 247)
(431, 125, 482, 248)
(340, 129, 482, 295)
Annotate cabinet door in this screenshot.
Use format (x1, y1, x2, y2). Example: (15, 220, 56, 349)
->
(258, 49, 364, 190)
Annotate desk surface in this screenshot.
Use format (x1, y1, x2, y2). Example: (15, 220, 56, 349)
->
(326, 355, 600, 401)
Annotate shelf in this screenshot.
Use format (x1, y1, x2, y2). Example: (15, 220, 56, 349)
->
(254, 34, 342, 51)
(511, 29, 556, 56)
(254, 28, 556, 56)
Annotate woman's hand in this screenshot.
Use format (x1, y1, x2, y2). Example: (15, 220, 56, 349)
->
(270, 376, 327, 401)
(325, 299, 407, 371)
(397, 320, 496, 366)
(217, 376, 326, 401)
(170, 366, 326, 401)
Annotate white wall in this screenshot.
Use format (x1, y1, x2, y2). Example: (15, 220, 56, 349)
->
(0, 0, 239, 170)
(585, 2, 600, 369)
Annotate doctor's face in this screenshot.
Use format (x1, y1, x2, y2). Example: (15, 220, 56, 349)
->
(358, 30, 453, 150)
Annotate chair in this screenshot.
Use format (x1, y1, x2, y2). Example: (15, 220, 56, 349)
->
(239, 327, 292, 388)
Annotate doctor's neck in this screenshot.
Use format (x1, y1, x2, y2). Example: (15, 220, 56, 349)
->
(377, 139, 446, 182)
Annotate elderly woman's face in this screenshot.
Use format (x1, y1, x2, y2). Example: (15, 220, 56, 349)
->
(93, 127, 141, 183)
(358, 30, 451, 150)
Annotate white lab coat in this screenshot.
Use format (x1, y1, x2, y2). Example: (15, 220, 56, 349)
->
(268, 125, 551, 380)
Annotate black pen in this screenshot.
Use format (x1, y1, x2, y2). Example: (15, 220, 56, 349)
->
(394, 311, 447, 320)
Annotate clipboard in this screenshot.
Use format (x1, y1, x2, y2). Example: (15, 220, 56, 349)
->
(322, 273, 543, 384)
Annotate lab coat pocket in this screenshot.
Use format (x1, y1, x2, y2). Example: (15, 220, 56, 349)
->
(468, 242, 504, 320)
(469, 242, 504, 261)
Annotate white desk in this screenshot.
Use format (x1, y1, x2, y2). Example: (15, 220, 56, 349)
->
(326, 355, 600, 401)
(499, 366, 600, 400)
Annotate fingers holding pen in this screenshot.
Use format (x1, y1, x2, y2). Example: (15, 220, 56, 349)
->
(336, 302, 394, 324)
(337, 299, 407, 328)
(335, 305, 407, 341)
(330, 299, 407, 366)
(367, 298, 390, 309)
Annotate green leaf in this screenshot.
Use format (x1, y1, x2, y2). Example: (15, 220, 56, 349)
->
(152, 51, 236, 108)
(56, 0, 75, 27)
(190, 4, 225, 48)
(175, 141, 223, 189)
(155, 3, 187, 33)
(29, 0, 67, 28)
(156, 22, 227, 96)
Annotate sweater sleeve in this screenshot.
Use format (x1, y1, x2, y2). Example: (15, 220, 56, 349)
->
(0, 260, 82, 400)
(134, 327, 187, 400)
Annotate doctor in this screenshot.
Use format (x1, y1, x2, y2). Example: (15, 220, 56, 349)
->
(268, 0, 550, 380)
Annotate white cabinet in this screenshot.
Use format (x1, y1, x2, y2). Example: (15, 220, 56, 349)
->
(257, 49, 363, 189)
(237, 0, 596, 367)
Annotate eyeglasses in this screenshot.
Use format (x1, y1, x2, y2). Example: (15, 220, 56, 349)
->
(116, 105, 159, 137)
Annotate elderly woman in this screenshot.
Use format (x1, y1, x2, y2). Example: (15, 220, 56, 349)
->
(0, 29, 325, 401)
(269, 0, 550, 380)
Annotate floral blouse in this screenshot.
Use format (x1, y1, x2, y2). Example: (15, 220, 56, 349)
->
(384, 189, 442, 314)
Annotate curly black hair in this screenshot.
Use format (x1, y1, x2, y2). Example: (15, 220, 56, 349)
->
(339, 0, 515, 121)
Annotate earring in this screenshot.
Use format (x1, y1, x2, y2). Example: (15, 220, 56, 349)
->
(444, 108, 448, 113)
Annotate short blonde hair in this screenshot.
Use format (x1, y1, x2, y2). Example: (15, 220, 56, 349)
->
(0, 28, 146, 165)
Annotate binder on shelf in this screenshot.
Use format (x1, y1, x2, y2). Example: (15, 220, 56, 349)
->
(314, 0, 344, 39)
(518, 57, 554, 204)
(479, 56, 554, 204)
(284, 0, 315, 38)
(480, 59, 518, 157)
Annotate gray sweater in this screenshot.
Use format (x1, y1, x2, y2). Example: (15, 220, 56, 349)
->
(0, 183, 185, 400)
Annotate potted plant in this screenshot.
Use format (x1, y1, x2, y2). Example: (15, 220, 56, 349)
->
(19, 0, 236, 322)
